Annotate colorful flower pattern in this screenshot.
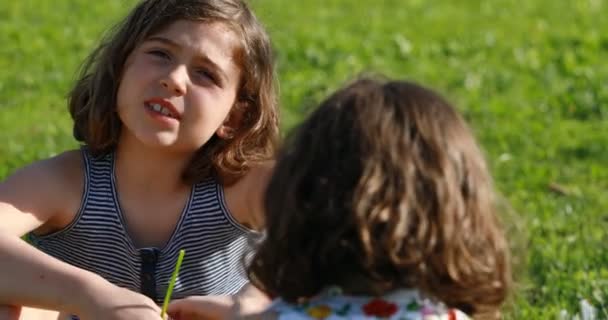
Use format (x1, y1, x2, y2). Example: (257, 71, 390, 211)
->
(307, 305, 333, 319)
(270, 287, 471, 319)
(362, 298, 399, 317)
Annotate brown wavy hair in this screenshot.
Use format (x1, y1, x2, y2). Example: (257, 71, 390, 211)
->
(69, 0, 278, 184)
(248, 77, 511, 318)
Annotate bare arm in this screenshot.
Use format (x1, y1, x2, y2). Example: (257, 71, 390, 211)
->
(0, 151, 88, 311)
(166, 283, 272, 319)
(234, 283, 272, 315)
(240, 312, 278, 320)
(0, 232, 99, 313)
(0, 151, 163, 319)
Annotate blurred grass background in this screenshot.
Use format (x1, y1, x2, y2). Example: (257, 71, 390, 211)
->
(1, 0, 607, 318)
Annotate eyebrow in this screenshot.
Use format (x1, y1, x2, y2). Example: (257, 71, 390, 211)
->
(145, 36, 229, 84)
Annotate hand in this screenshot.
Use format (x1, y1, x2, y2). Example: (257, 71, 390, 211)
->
(167, 295, 234, 320)
(0, 305, 20, 320)
(167, 288, 271, 320)
(77, 277, 163, 320)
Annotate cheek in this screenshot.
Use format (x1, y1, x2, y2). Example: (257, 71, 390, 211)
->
(189, 92, 235, 121)
(115, 82, 127, 114)
(116, 64, 150, 108)
(121, 58, 155, 89)
(115, 78, 135, 117)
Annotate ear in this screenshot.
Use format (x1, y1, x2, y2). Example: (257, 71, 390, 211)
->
(216, 101, 247, 139)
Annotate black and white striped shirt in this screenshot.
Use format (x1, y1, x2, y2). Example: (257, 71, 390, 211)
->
(29, 148, 256, 305)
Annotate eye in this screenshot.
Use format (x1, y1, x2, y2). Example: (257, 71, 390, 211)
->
(195, 68, 218, 84)
(146, 49, 171, 60)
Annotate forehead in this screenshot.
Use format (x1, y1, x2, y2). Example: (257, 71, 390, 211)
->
(152, 20, 239, 44)
(148, 20, 242, 67)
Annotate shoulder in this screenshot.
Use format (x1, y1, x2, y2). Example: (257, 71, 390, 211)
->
(1, 149, 85, 232)
(26, 149, 83, 191)
(2, 149, 83, 193)
(241, 161, 275, 229)
(244, 161, 275, 189)
(222, 161, 275, 230)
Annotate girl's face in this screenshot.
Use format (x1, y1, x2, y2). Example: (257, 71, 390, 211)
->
(116, 20, 242, 153)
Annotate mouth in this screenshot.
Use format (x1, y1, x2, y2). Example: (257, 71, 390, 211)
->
(144, 98, 181, 120)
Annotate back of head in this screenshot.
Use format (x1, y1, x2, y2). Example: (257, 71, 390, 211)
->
(248, 77, 511, 318)
(69, 0, 278, 183)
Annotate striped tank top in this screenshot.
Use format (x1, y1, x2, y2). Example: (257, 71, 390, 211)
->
(29, 148, 257, 305)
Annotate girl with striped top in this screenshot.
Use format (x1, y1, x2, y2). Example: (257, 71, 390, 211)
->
(0, 0, 277, 319)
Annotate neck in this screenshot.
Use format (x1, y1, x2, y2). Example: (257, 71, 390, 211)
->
(114, 133, 193, 194)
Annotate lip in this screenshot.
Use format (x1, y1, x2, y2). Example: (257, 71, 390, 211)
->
(144, 97, 182, 120)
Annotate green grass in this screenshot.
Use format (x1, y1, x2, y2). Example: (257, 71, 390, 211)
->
(1, 0, 607, 318)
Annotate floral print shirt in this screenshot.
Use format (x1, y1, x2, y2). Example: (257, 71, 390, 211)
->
(268, 287, 470, 320)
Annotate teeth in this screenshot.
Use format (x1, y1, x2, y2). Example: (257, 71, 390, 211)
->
(149, 103, 174, 118)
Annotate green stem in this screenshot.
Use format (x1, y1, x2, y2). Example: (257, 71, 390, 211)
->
(160, 249, 185, 319)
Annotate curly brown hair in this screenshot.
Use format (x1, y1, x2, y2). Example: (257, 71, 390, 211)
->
(69, 0, 278, 184)
(247, 77, 511, 318)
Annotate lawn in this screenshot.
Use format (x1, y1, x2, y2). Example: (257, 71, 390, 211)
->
(1, 0, 607, 318)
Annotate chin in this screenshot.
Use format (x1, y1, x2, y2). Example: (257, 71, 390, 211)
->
(139, 133, 179, 148)
(148, 138, 205, 154)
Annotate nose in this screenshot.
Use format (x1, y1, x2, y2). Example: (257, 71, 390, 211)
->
(160, 65, 187, 95)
